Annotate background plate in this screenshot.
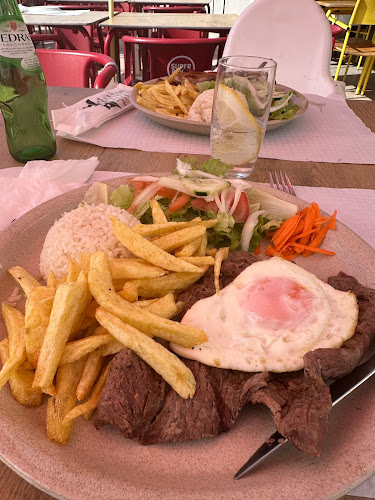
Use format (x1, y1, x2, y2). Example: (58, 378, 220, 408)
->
(129, 83, 309, 136)
(0, 177, 374, 500)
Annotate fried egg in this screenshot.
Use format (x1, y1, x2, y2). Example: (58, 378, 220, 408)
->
(171, 257, 359, 372)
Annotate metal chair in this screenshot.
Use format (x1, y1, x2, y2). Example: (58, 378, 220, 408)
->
(119, 35, 227, 85)
(35, 49, 118, 88)
(330, 0, 375, 94)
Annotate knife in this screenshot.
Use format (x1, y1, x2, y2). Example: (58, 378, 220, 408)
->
(234, 353, 375, 480)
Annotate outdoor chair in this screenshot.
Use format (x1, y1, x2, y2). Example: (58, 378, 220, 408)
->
(119, 35, 227, 85)
(223, 0, 344, 97)
(35, 49, 118, 88)
(330, 0, 375, 94)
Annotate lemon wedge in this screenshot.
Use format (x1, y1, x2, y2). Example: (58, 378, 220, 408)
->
(211, 84, 263, 165)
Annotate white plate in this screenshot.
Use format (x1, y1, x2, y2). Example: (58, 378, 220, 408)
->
(129, 82, 309, 136)
(0, 177, 374, 500)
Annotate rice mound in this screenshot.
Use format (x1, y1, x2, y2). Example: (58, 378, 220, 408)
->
(40, 203, 138, 280)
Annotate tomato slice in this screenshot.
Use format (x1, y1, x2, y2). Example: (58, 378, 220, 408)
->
(190, 192, 249, 223)
(157, 187, 177, 199)
(168, 193, 191, 213)
(231, 192, 250, 223)
(130, 180, 145, 191)
(190, 198, 218, 213)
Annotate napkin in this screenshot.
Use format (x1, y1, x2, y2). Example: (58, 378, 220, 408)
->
(19, 5, 89, 15)
(0, 157, 99, 231)
(52, 85, 134, 137)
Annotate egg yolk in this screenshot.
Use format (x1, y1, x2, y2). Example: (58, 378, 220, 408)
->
(245, 277, 315, 329)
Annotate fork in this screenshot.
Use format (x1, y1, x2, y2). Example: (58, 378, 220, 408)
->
(269, 171, 296, 196)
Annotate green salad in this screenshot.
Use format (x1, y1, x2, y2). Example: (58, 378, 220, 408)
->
(83, 158, 298, 254)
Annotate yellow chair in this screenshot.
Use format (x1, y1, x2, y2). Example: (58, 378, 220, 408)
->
(328, 0, 375, 89)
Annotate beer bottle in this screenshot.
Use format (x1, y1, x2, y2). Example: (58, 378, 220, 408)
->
(0, 0, 56, 162)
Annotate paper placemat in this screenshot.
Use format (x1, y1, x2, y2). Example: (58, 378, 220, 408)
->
(57, 93, 375, 165)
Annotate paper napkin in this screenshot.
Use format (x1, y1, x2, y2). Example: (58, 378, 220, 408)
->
(0, 157, 99, 231)
(52, 84, 134, 137)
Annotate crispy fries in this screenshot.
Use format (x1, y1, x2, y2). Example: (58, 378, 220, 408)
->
(88, 252, 207, 347)
(0, 339, 42, 407)
(33, 280, 91, 394)
(150, 199, 168, 224)
(8, 266, 40, 298)
(0, 202, 231, 446)
(110, 216, 201, 273)
(129, 270, 206, 298)
(46, 358, 86, 444)
(0, 304, 27, 390)
(95, 308, 196, 399)
(63, 364, 110, 424)
(135, 69, 199, 119)
(214, 247, 230, 295)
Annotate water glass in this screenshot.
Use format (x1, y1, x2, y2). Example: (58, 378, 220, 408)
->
(210, 55, 277, 179)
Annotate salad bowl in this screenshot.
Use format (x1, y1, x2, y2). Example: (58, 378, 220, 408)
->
(130, 82, 309, 136)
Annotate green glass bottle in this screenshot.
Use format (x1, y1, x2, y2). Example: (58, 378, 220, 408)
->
(0, 0, 56, 162)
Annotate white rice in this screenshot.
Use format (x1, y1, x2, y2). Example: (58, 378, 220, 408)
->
(39, 203, 138, 280)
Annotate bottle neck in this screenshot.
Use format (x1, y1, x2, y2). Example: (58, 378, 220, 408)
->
(0, 0, 23, 20)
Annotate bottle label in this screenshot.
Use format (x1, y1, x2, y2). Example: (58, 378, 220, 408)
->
(0, 18, 41, 75)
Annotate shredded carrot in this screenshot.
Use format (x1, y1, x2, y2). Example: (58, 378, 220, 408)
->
(254, 243, 261, 255)
(264, 202, 337, 260)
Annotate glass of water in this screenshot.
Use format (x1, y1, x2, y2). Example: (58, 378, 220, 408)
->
(210, 56, 277, 179)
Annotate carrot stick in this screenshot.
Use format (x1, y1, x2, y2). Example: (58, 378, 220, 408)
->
(291, 243, 336, 256)
(264, 202, 337, 260)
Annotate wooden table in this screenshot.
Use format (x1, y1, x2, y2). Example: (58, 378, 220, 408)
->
(47, 0, 124, 3)
(126, 0, 213, 14)
(100, 12, 237, 30)
(0, 87, 374, 500)
(23, 11, 113, 27)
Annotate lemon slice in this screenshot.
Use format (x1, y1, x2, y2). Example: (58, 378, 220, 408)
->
(211, 84, 262, 165)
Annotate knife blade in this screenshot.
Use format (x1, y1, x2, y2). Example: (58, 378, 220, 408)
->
(234, 353, 375, 480)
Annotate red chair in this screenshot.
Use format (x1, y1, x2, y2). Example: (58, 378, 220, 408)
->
(330, 24, 345, 51)
(35, 49, 118, 88)
(120, 35, 227, 85)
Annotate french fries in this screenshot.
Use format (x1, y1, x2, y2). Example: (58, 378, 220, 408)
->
(129, 270, 206, 298)
(0, 339, 42, 406)
(214, 247, 230, 294)
(88, 252, 207, 347)
(33, 278, 91, 394)
(24, 286, 55, 368)
(0, 202, 227, 446)
(135, 68, 199, 119)
(95, 308, 196, 399)
(0, 304, 26, 390)
(46, 358, 86, 444)
(110, 216, 201, 273)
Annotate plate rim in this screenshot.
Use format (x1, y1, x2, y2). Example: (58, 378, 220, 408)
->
(129, 81, 309, 135)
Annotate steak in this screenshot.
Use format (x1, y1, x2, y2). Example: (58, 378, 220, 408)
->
(95, 253, 375, 457)
(95, 349, 254, 444)
(171, 70, 217, 86)
(176, 250, 260, 319)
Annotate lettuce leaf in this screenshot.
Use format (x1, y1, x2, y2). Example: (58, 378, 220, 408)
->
(110, 184, 134, 210)
(178, 157, 233, 177)
(269, 102, 299, 121)
(196, 81, 216, 92)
